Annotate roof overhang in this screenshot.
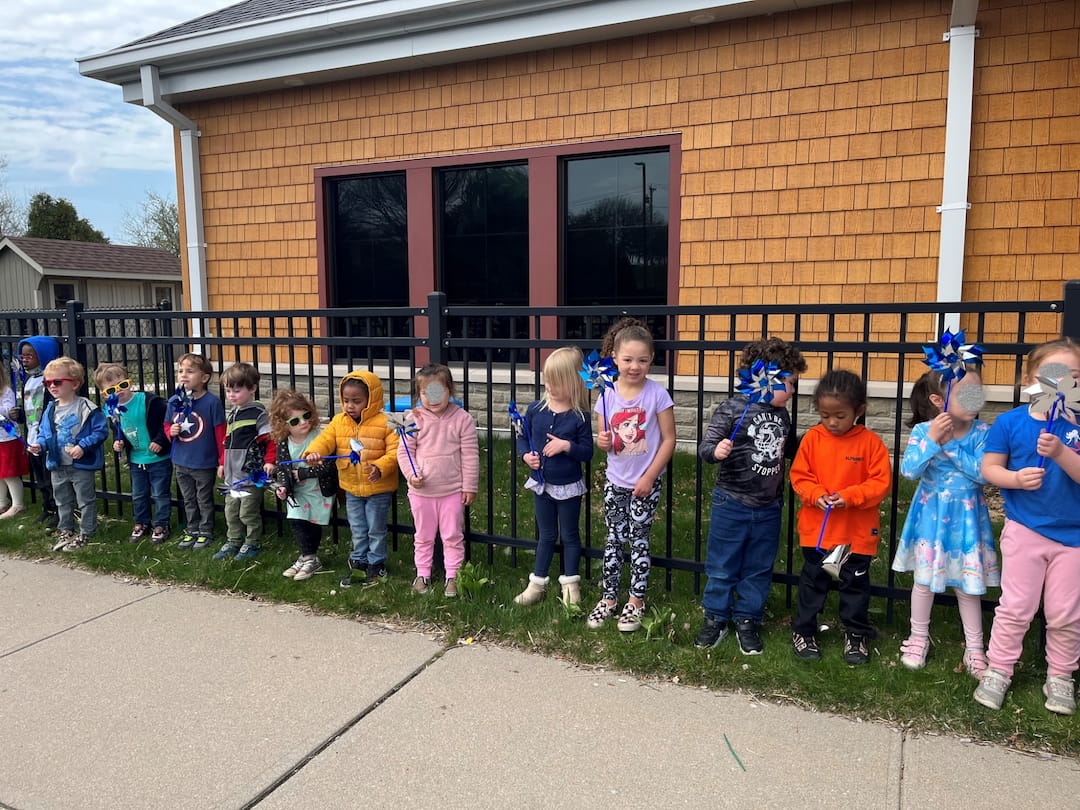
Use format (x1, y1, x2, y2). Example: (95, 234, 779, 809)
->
(77, 0, 839, 105)
(40, 269, 182, 282)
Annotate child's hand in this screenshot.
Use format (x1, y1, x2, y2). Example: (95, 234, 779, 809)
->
(169, 422, 181, 438)
(816, 493, 845, 510)
(367, 465, 382, 483)
(304, 451, 322, 464)
(927, 412, 954, 445)
(462, 491, 476, 506)
(148, 442, 162, 454)
(275, 486, 288, 500)
(113, 440, 124, 453)
(543, 434, 570, 456)
(714, 438, 733, 460)
(1014, 465, 1045, 490)
(1037, 431, 1066, 461)
(597, 429, 613, 452)
(28, 443, 41, 455)
(524, 451, 541, 470)
(8, 407, 22, 422)
(66, 444, 84, 460)
(263, 462, 276, 475)
(217, 464, 224, 479)
(632, 474, 655, 498)
(410, 474, 424, 488)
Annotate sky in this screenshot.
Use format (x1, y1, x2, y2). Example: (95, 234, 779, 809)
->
(2, 0, 228, 242)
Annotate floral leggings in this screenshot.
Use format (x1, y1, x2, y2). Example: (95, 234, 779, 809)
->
(601, 476, 663, 601)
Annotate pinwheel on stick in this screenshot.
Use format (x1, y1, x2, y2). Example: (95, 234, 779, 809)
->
(277, 438, 366, 468)
(729, 360, 790, 439)
(508, 400, 543, 490)
(1024, 363, 1080, 469)
(219, 469, 275, 499)
(0, 415, 30, 449)
(580, 350, 618, 431)
(386, 411, 420, 479)
(104, 393, 127, 454)
(921, 329, 983, 410)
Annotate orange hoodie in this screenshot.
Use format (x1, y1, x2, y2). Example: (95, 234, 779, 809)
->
(789, 423, 892, 556)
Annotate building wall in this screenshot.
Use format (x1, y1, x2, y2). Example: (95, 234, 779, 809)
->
(0, 252, 42, 310)
(176, 0, 1078, 381)
(83, 278, 179, 308)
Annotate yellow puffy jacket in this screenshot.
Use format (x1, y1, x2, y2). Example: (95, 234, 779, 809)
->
(306, 370, 399, 498)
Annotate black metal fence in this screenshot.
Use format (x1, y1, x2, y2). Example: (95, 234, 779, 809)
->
(1, 288, 1074, 615)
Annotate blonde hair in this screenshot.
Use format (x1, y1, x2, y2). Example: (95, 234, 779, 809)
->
(540, 347, 590, 416)
(93, 362, 128, 389)
(269, 389, 320, 443)
(44, 357, 85, 387)
(1024, 338, 1080, 383)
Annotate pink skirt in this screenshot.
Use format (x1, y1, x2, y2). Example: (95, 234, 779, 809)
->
(0, 440, 29, 478)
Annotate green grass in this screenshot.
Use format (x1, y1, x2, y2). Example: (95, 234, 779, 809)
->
(2, 440, 1077, 760)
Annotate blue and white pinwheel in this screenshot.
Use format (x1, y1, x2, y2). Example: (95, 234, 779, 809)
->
(386, 410, 420, 479)
(508, 400, 543, 490)
(729, 361, 790, 439)
(0, 414, 29, 449)
(1024, 367, 1080, 469)
(921, 329, 983, 409)
(277, 437, 366, 468)
(580, 350, 619, 430)
(220, 469, 274, 499)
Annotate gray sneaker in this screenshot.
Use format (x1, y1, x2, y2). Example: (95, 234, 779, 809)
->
(974, 667, 1011, 710)
(1043, 675, 1076, 716)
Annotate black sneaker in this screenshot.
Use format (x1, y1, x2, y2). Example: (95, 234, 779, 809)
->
(792, 632, 821, 660)
(366, 562, 388, 583)
(734, 618, 764, 655)
(339, 559, 366, 588)
(693, 616, 728, 649)
(843, 633, 870, 665)
(41, 512, 59, 530)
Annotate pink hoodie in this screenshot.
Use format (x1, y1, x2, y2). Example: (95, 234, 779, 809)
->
(397, 403, 479, 498)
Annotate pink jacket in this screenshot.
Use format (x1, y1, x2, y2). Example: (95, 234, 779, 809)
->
(398, 403, 479, 498)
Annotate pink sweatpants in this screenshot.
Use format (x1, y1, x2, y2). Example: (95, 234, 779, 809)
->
(987, 520, 1080, 678)
(409, 491, 465, 579)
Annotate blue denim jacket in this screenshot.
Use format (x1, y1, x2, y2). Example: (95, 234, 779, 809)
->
(38, 397, 108, 471)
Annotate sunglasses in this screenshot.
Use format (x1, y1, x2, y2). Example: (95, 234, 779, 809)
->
(45, 378, 75, 387)
(286, 411, 312, 427)
(102, 379, 132, 397)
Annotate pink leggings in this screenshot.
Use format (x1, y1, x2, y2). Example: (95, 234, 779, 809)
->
(409, 491, 465, 579)
(908, 582, 984, 651)
(987, 520, 1080, 678)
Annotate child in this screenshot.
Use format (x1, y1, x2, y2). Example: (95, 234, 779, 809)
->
(974, 339, 1080, 716)
(789, 369, 891, 664)
(587, 317, 676, 632)
(397, 364, 477, 597)
(892, 369, 997, 675)
(0, 360, 29, 518)
(271, 391, 336, 581)
(513, 347, 594, 606)
(305, 370, 399, 586)
(29, 357, 107, 551)
(95, 363, 172, 544)
(694, 337, 807, 653)
(165, 353, 226, 551)
(214, 362, 276, 561)
(15, 336, 63, 528)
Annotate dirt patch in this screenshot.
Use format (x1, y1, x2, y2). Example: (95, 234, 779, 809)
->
(985, 486, 1005, 523)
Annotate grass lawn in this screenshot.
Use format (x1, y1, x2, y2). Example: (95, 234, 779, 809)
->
(2, 439, 1077, 759)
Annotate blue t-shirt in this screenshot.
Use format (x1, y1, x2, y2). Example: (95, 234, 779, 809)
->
(165, 390, 225, 470)
(985, 404, 1080, 547)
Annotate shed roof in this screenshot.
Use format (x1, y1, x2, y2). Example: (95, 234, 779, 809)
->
(1, 237, 181, 280)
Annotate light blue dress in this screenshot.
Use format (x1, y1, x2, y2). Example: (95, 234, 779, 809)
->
(891, 420, 1000, 594)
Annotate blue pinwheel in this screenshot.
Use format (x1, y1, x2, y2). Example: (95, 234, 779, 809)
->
(580, 349, 619, 430)
(220, 469, 275, 499)
(922, 329, 983, 409)
(508, 400, 543, 489)
(729, 361, 790, 439)
(386, 411, 420, 479)
(104, 392, 127, 453)
(277, 438, 366, 467)
(0, 414, 30, 449)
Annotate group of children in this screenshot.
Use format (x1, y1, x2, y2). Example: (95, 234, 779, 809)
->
(4, 324, 1080, 715)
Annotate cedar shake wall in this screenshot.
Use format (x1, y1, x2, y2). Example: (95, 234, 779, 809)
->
(176, 0, 1078, 381)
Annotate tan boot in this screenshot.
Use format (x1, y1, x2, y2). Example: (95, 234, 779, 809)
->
(513, 574, 548, 605)
(559, 574, 581, 605)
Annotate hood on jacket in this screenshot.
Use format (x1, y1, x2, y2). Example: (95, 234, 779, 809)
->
(18, 336, 63, 373)
(338, 369, 386, 424)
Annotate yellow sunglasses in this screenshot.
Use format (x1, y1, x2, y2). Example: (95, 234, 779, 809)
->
(103, 379, 132, 397)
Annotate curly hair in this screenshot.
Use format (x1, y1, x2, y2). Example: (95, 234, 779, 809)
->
(739, 337, 807, 376)
(600, 316, 654, 358)
(269, 389, 320, 443)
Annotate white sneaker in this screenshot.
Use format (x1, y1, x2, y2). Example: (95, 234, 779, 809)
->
(1043, 675, 1076, 715)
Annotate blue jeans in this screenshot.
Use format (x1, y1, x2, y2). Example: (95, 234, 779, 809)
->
(532, 492, 583, 578)
(701, 489, 781, 623)
(130, 459, 173, 528)
(345, 491, 392, 565)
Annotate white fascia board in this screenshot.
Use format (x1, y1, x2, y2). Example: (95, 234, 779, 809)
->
(40, 269, 181, 282)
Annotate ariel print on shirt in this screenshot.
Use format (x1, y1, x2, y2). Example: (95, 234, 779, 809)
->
(611, 407, 647, 457)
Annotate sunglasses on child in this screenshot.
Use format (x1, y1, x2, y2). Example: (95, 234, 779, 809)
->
(44, 378, 75, 387)
(286, 411, 312, 426)
(102, 379, 132, 397)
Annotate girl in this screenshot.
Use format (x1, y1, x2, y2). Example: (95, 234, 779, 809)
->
(789, 370, 891, 664)
(271, 390, 335, 581)
(398, 364, 478, 598)
(974, 339, 1080, 716)
(587, 318, 676, 632)
(513, 347, 594, 607)
(892, 370, 997, 675)
(0, 361, 29, 519)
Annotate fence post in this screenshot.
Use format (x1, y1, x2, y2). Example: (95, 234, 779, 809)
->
(427, 291, 447, 365)
(1063, 281, 1080, 340)
(65, 300, 87, 393)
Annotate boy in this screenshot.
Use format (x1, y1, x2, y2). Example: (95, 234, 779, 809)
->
(13, 336, 63, 528)
(95, 362, 172, 544)
(29, 357, 107, 552)
(693, 337, 807, 654)
(305, 370, 399, 586)
(213, 362, 276, 561)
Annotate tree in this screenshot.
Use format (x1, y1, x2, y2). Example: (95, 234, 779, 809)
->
(26, 193, 108, 243)
(0, 155, 27, 237)
(120, 189, 180, 256)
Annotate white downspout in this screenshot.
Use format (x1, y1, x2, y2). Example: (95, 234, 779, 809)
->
(936, 1, 979, 331)
(140, 64, 207, 339)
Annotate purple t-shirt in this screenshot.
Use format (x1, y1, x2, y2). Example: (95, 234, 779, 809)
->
(595, 378, 674, 489)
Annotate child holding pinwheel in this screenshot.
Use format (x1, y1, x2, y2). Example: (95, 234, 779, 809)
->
(94, 362, 171, 544)
(0, 360, 29, 519)
(694, 337, 806, 654)
(305, 370, 399, 586)
(789, 370, 890, 664)
(510, 346, 594, 607)
(975, 339, 1080, 716)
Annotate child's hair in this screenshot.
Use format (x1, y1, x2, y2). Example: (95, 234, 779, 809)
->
(177, 353, 213, 377)
(414, 363, 455, 401)
(813, 369, 867, 419)
(601, 317, 654, 359)
(740, 337, 808, 376)
(907, 370, 945, 427)
(269, 389, 320, 443)
(0, 358, 8, 393)
(1024, 338, 1080, 381)
(44, 357, 85, 387)
(541, 347, 590, 415)
(93, 362, 129, 389)
(221, 362, 260, 389)
(341, 376, 370, 398)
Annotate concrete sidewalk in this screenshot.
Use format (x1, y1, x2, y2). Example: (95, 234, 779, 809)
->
(0, 556, 1076, 809)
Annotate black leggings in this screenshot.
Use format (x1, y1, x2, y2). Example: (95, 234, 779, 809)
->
(290, 519, 323, 556)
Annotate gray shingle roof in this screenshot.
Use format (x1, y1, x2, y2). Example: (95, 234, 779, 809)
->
(126, 0, 347, 47)
(4, 238, 181, 278)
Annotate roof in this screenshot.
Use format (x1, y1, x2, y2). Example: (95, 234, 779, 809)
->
(1, 237, 181, 281)
(126, 0, 344, 47)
